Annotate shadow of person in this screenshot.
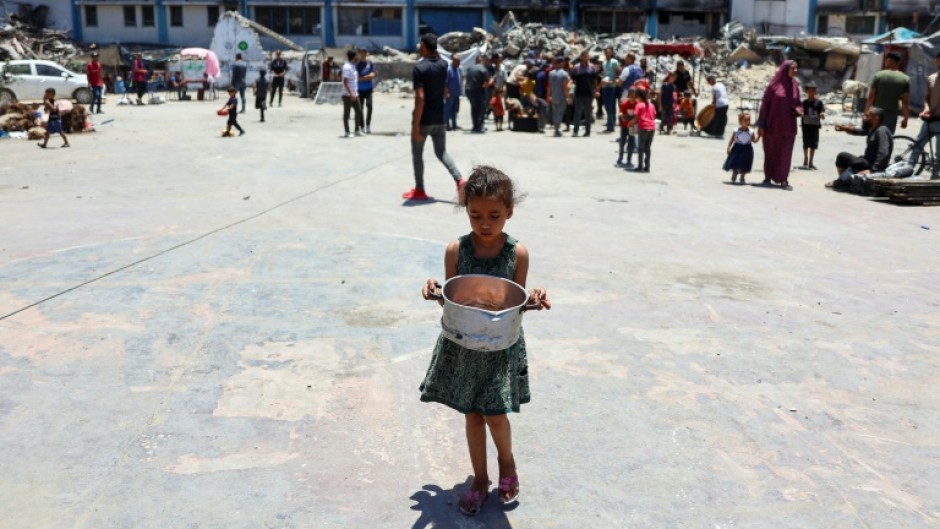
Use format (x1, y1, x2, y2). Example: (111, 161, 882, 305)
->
(401, 198, 458, 207)
(410, 477, 515, 529)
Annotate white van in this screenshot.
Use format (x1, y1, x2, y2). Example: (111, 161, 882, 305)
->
(0, 60, 92, 104)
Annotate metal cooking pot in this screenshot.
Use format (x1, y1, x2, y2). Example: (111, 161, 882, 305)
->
(429, 274, 541, 352)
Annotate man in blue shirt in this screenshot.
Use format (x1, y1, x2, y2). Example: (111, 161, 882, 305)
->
(446, 55, 462, 131)
(355, 48, 377, 133)
(618, 53, 643, 91)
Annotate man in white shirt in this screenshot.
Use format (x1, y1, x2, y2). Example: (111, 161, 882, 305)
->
(341, 49, 363, 137)
(702, 75, 729, 137)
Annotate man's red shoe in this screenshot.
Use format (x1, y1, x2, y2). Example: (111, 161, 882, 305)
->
(402, 188, 430, 200)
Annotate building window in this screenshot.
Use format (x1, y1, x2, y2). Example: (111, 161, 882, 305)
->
(84, 5, 98, 27)
(170, 6, 184, 27)
(337, 7, 402, 36)
(208, 6, 220, 26)
(845, 15, 875, 35)
(142, 5, 155, 27)
(255, 6, 320, 35)
(817, 15, 829, 35)
(124, 5, 137, 27)
(582, 10, 642, 34)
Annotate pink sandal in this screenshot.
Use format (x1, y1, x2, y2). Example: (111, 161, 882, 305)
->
(459, 488, 487, 516)
(498, 475, 520, 504)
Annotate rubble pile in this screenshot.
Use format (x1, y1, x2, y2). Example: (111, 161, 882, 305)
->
(0, 101, 91, 133)
(0, 102, 37, 131)
(0, 16, 79, 61)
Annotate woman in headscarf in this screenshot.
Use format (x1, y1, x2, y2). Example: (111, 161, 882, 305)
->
(757, 60, 802, 189)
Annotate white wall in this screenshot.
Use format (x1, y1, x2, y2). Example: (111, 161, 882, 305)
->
(166, 5, 215, 48)
(731, 0, 809, 36)
(82, 5, 159, 44)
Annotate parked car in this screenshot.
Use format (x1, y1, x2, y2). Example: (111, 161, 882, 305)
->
(0, 60, 93, 105)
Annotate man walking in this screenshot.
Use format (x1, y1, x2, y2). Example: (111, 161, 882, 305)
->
(403, 33, 463, 201)
(341, 49, 363, 138)
(355, 48, 377, 133)
(86, 52, 104, 114)
(910, 52, 940, 178)
(269, 50, 288, 107)
(465, 55, 491, 133)
(446, 55, 462, 131)
(866, 51, 910, 133)
(132, 53, 148, 106)
(571, 51, 599, 137)
(231, 52, 248, 113)
(601, 46, 620, 133)
(548, 57, 570, 137)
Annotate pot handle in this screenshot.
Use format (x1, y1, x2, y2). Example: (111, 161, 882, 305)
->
(520, 302, 542, 312)
(427, 282, 443, 302)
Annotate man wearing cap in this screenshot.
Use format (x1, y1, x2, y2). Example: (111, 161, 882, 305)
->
(866, 51, 910, 133)
(269, 50, 288, 107)
(356, 48, 377, 133)
(403, 33, 463, 201)
(86, 52, 104, 114)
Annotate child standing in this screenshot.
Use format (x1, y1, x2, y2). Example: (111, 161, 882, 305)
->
(420, 166, 551, 517)
(490, 87, 505, 131)
(254, 69, 269, 122)
(658, 72, 677, 135)
(38, 88, 69, 149)
(678, 91, 696, 131)
(723, 112, 759, 184)
(616, 88, 637, 168)
(220, 87, 244, 137)
(800, 82, 825, 169)
(629, 89, 656, 172)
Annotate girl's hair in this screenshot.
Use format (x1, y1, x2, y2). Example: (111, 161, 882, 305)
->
(626, 87, 636, 96)
(45, 88, 56, 96)
(738, 112, 751, 124)
(636, 89, 648, 101)
(459, 165, 525, 208)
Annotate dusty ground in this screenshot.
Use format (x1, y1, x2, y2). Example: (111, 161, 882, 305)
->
(1, 92, 938, 529)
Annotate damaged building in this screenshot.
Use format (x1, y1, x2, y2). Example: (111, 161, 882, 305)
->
(11, 0, 734, 50)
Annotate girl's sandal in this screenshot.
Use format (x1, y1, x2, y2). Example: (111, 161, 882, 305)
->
(459, 488, 488, 516)
(498, 475, 520, 504)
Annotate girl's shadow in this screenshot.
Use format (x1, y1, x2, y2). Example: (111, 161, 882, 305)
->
(410, 476, 516, 529)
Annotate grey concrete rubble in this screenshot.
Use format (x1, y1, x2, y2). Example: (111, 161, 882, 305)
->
(0, 17, 78, 61)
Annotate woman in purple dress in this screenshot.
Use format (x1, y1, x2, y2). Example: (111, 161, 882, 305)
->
(757, 61, 802, 190)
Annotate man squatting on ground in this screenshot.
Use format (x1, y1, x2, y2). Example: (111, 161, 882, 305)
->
(829, 107, 892, 190)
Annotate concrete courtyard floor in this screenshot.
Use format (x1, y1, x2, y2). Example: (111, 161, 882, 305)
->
(1, 92, 938, 529)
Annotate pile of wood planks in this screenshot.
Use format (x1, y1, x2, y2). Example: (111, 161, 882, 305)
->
(867, 178, 940, 206)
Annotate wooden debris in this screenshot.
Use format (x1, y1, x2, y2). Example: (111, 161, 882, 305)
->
(867, 178, 940, 205)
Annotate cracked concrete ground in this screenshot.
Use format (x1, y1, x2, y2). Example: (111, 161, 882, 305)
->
(1, 92, 938, 529)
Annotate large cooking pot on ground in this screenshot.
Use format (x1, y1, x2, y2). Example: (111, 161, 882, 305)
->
(429, 275, 541, 352)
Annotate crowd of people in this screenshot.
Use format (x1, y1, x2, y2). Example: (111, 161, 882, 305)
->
(69, 35, 940, 189)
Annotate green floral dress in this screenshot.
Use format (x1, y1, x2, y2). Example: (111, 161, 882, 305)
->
(419, 233, 531, 415)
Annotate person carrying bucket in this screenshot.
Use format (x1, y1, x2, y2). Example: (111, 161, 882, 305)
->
(419, 165, 551, 517)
